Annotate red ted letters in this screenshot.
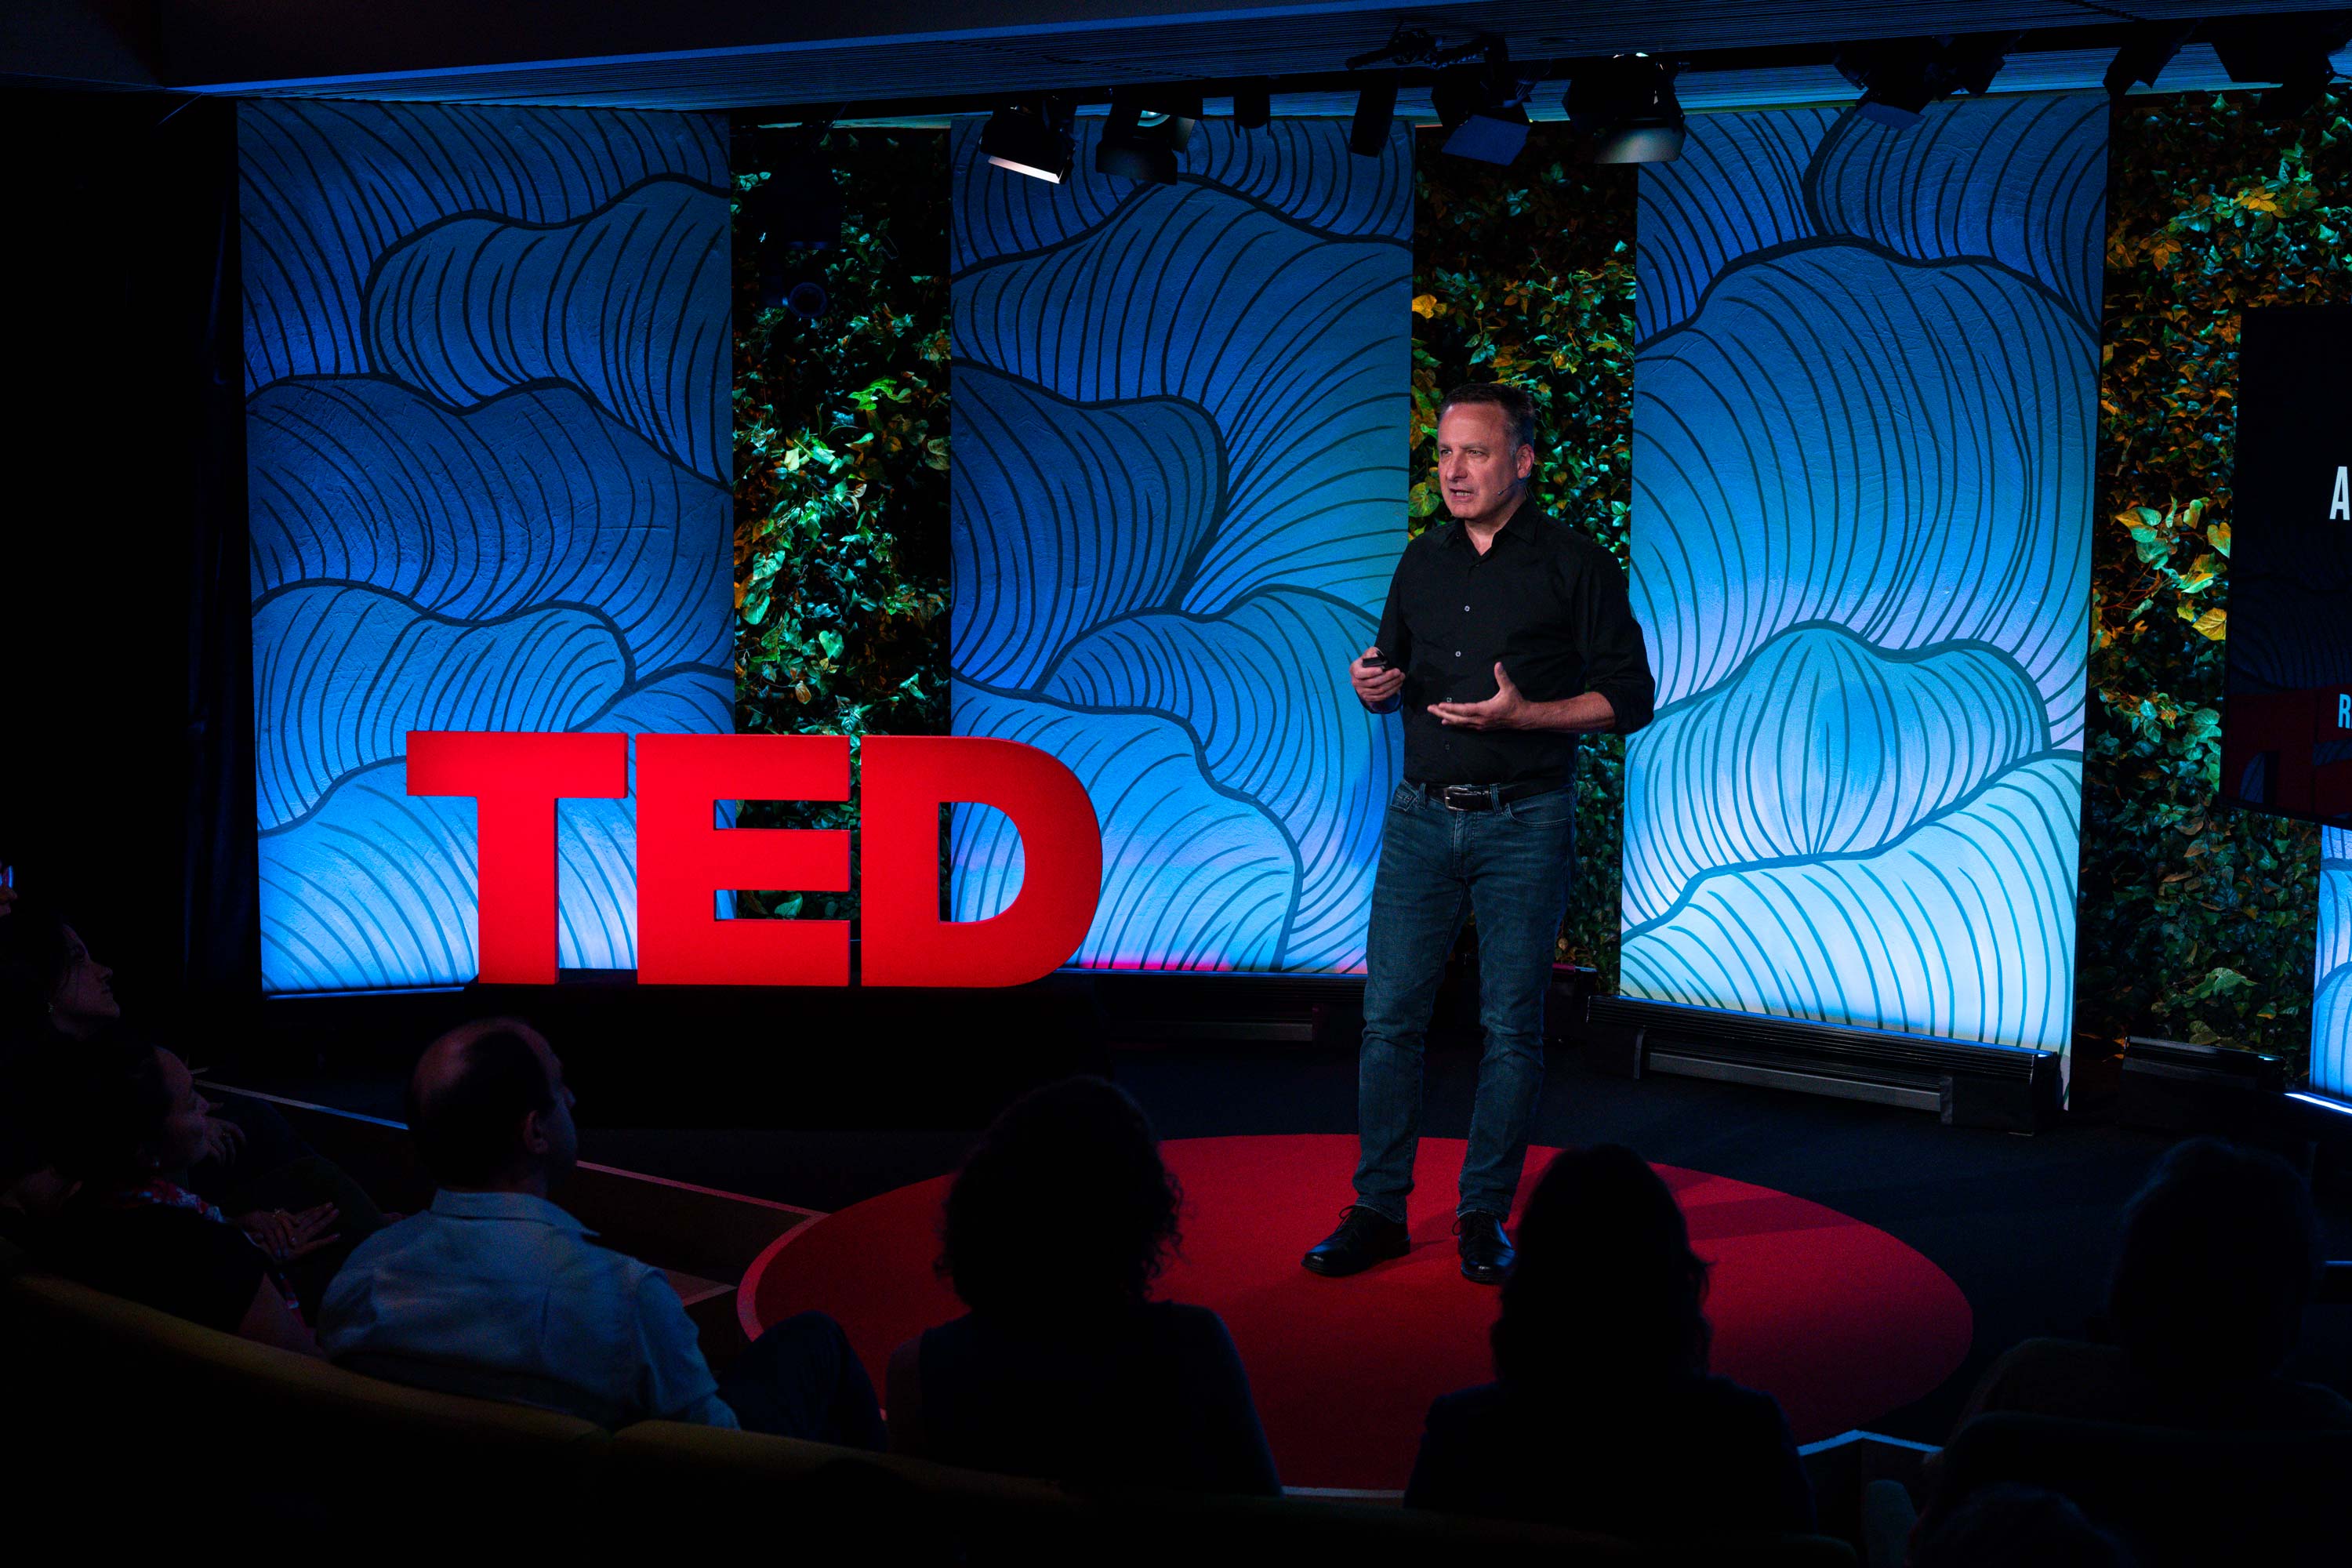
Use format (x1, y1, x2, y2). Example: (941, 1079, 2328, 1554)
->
(407, 732, 1102, 988)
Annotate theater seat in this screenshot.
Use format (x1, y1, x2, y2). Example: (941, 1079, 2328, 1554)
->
(0, 1247, 608, 1538)
(1932, 1410, 2352, 1567)
(601, 1419, 1861, 1565)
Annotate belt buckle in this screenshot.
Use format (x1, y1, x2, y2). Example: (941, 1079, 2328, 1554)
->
(1441, 784, 1492, 811)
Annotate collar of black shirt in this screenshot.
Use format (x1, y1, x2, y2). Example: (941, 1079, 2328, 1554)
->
(1442, 495, 1541, 552)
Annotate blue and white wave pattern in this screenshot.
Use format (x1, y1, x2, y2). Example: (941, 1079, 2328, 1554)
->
(241, 100, 732, 993)
(1623, 97, 2103, 1056)
(949, 119, 1412, 971)
(2316, 829, 2352, 1099)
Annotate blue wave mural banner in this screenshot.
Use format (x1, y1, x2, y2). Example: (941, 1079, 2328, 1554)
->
(1623, 96, 2104, 1059)
(948, 120, 1414, 972)
(2318, 829, 2352, 1098)
(241, 101, 733, 993)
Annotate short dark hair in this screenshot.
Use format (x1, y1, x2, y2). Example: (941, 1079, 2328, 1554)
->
(1493, 1145, 1710, 1392)
(938, 1076, 1181, 1318)
(1436, 381, 1537, 453)
(2107, 1136, 2318, 1376)
(408, 1024, 555, 1187)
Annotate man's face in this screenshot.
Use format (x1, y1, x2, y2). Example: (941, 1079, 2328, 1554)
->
(1435, 403, 1534, 525)
(523, 1030, 579, 1186)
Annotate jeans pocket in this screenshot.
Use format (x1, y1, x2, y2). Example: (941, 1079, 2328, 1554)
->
(1507, 788, 1574, 827)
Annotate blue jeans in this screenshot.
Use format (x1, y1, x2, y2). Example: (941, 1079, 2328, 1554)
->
(1354, 779, 1575, 1223)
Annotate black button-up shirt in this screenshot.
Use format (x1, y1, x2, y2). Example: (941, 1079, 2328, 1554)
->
(1373, 501, 1657, 787)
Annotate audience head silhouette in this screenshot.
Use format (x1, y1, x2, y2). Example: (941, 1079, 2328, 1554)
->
(0, 895, 118, 1041)
(47, 1034, 213, 1185)
(2107, 1136, 2318, 1378)
(1494, 1144, 1709, 1393)
(1911, 1483, 2137, 1568)
(939, 1076, 1180, 1319)
(407, 1018, 577, 1196)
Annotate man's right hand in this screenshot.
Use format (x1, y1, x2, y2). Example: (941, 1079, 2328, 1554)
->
(1351, 646, 1405, 712)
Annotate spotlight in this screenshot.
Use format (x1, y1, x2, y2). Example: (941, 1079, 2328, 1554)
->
(1835, 34, 2018, 129)
(1096, 87, 1200, 184)
(1349, 75, 1399, 157)
(2105, 23, 2196, 100)
(2211, 13, 2352, 117)
(1432, 38, 1530, 165)
(1563, 55, 1685, 165)
(981, 100, 1073, 183)
(1233, 82, 1272, 131)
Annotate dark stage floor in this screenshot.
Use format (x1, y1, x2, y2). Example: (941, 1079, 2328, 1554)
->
(245, 1028, 2352, 1450)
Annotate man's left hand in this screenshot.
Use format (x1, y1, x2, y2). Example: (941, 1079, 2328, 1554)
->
(1430, 663, 1531, 731)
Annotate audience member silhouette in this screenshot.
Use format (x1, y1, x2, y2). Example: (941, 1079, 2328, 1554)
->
(1406, 1143, 1813, 1536)
(1936, 1136, 2352, 1440)
(1910, 1484, 2137, 1568)
(886, 1076, 1280, 1494)
(36, 1033, 325, 1354)
(0, 892, 381, 1289)
(321, 1018, 883, 1443)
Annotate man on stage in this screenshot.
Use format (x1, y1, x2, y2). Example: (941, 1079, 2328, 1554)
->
(1304, 383, 1655, 1284)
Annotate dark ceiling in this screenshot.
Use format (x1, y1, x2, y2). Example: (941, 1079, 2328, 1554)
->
(5, 1, 2347, 112)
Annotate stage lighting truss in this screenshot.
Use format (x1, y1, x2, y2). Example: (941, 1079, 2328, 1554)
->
(2210, 11, 2352, 117)
(1563, 54, 1686, 165)
(1432, 38, 1532, 166)
(1096, 86, 1200, 184)
(982, 99, 1074, 183)
(1833, 33, 2019, 129)
(2104, 21, 2196, 100)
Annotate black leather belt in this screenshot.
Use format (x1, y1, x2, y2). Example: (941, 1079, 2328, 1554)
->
(1430, 780, 1558, 811)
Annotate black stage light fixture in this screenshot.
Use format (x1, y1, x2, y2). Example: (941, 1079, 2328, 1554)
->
(2212, 12, 2352, 117)
(2105, 23, 2195, 100)
(1563, 54, 1685, 164)
(1233, 82, 1272, 130)
(981, 100, 1073, 183)
(1349, 74, 1399, 156)
(1096, 87, 1200, 183)
(1835, 33, 2018, 129)
(1432, 38, 1530, 166)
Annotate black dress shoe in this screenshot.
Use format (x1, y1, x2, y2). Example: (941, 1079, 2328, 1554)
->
(1456, 1211, 1515, 1283)
(1301, 1206, 1410, 1276)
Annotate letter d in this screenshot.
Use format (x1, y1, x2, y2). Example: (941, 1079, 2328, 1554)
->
(860, 737, 1102, 987)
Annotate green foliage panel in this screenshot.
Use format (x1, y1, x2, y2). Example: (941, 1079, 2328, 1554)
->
(733, 130, 952, 921)
(2085, 92, 2348, 1066)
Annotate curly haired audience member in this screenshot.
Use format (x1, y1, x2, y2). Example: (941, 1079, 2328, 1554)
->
(1406, 1144, 1813, 1535)
(887, 1076, 1281, 1494)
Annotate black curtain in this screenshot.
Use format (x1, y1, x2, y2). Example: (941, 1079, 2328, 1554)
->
(0, 89, 255, 1033)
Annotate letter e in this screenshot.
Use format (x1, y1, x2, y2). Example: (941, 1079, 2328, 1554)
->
(637, 735, 851, 985)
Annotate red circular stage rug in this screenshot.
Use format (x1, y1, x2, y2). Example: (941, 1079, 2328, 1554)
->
(742, 1134, 1971, 1490)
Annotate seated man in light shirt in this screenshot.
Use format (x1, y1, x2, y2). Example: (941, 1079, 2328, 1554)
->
(321, 1017, 880, 1444)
